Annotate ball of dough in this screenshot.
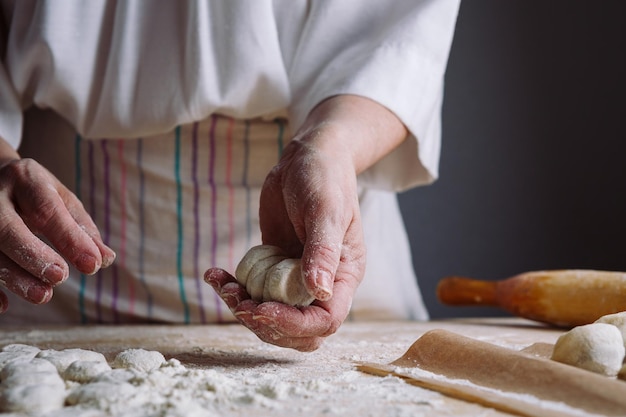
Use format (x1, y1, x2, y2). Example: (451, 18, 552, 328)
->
(112, 349, 165, 372)
(1, 344, 41, 354)
(64, 360, 113, 383)
(266, 258, 315, 307)
(0, 382, 66, 413)
(551, 323, 625, 376)
(36, 348, 107, 374)
(1, 358, 58, 380)
(595, 311, 626, 347)
(0, 358, 65, 414)
(245, 255, 286, 301)
(235, 245, 285, 286)
(235, 245, 315, 307)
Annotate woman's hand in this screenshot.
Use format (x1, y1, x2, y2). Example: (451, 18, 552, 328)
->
(205, 95, 407, 351)
(0, 140, 115, 313)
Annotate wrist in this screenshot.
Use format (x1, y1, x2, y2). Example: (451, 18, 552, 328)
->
(295, 95, 407, 175)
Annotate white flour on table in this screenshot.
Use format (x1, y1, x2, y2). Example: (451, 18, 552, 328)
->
(0, 342, 445, 417)
(2, 320, 557, 417)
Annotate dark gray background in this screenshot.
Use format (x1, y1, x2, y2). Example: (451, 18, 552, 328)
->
(399, 0, 626, 319)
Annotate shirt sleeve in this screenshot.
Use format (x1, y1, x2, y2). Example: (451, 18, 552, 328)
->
(285, 0, 460, 191)
(0, 6, 22, 149)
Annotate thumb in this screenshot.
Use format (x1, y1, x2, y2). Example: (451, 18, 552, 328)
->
(301, 230, 342, 302)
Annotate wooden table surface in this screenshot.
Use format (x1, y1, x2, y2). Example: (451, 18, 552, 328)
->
(1, 318, 567, 416)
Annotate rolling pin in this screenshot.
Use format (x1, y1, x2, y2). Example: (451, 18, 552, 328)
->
(359, 329, 626, 417)
(437, 269, 626, 327)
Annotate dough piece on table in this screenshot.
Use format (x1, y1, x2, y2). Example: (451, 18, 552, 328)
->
(1, 344, 41, 355)
(1, 358, 63, 389)
(0, 351, 40, 370)
(551, 323, 625, 376)
(266, 258, 315, 307)
(595, 311, 626, 346)
(0, 358, 66, 414)
(235, 245, 285, 286)
(0, 382, 66, 413)
(36, 348, 107, 373)
(64, 360, 113, 383)
(111, 349, 165, 372)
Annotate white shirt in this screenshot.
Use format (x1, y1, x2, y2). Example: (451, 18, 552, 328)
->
(0, 0, 460, 324)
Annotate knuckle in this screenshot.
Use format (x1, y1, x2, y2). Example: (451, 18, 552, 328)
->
(308, 242, 341, 270)
(324, 317, 342, 337)
(0, 158, 37, 184)
(27, 197, 62, 231)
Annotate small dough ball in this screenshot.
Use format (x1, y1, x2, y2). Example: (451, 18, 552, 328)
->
(0, 345, 41, 373)
(235, 245, 285, 286)
(0, 382, 66, 413)
(1, 358, 59, 380)
(112, 349, 165, 372)
(246, 255, 285, 301)
(1, 344, 41, 354)
(0, 351, 40, 370)
(595, 311, 626, 346)
(235, 245, 315, 306)
(64, 360, 113, 383)
(36, 348, 107, 373)
(0, 358, 65, 414)
(266, 258, 315, 307)
(551, 323, 625, 376)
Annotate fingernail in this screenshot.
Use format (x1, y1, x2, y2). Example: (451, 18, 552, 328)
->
(204, 273, 218, 287)
(27, 285, 52, 304)
(78, 253, 100, 275)
(101, 248, 116, 268)
(314, 270, 333, 301)
(42, 264, 66, 285)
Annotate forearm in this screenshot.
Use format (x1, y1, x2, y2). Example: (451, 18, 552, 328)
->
(293, 94, 408, 176)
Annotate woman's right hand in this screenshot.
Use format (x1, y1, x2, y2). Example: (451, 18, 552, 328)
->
(0, 151, 115, 313)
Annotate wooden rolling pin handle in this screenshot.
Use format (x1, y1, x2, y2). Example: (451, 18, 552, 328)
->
(436, 276, 498, 306)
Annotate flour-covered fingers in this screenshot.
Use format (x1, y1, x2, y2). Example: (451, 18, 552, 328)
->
(61, 187, 116, 269)
(15, 174, 106, 276)
(0, 208, 69, 286)
(205, 266, 351, 351)
(0, 252, 54, 304)
(204, 267, 252, 311)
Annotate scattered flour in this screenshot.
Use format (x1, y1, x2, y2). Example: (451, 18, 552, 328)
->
(0, 341, 440, 417)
